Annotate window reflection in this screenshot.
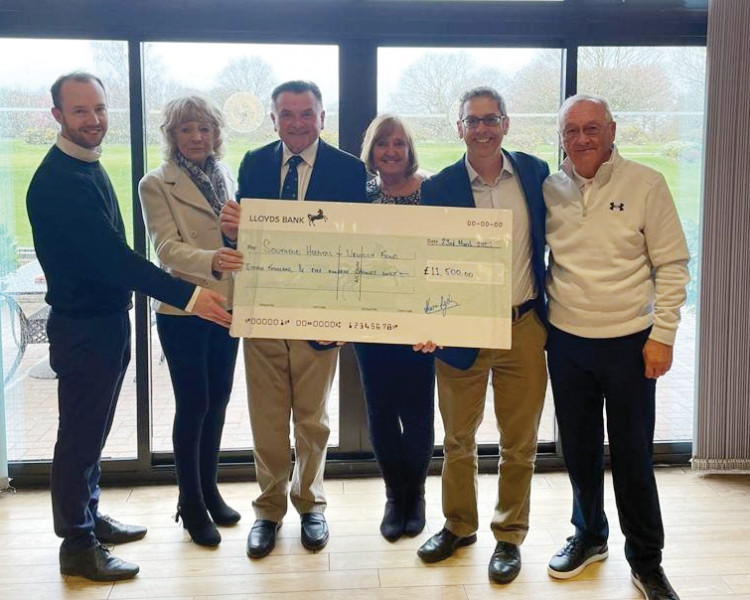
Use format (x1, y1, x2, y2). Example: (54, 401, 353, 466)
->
(378, 46, 562, 444)
(578, 46, 705, 443)
(143, 42, 340, 452)
(0, 38, 134, 461)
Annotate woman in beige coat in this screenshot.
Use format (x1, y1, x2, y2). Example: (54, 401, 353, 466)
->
(139, 96, 243, 546)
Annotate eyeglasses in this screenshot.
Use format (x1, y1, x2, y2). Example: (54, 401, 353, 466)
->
(460, 115, 506, 129)
(560, 123, 611, 142)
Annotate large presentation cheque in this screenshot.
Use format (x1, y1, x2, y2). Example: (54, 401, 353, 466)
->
(230, 199, 513, 348)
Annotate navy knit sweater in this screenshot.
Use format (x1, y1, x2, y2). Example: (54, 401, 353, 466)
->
(27, 146, 193, 318)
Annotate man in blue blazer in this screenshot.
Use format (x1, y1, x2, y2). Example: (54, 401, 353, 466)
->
(415, 87, 549, 585)
(221, 80, 367, 559)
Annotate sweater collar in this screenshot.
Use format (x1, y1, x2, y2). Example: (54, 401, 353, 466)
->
(55, 133, 102, 163)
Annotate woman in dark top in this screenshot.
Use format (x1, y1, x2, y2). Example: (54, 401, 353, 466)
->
(355, 115, 435, 541)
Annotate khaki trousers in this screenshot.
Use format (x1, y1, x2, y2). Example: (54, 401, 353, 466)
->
(436, 310, 547, 545)
(244, 338, 339, 522)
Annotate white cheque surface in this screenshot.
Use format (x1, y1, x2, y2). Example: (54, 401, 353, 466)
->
(231, 199, 512, 348)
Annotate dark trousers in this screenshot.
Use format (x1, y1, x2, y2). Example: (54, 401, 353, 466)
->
(156, 314, 239, 507)
(48, 310, 131, 551)
(354, 343, 435, 486)
(547, 325, 664, 576)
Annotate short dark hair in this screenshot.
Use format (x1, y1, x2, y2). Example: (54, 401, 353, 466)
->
(458, 86, 507, 119)
(271, 80, 323, 108)
(51, 71, 106, 109)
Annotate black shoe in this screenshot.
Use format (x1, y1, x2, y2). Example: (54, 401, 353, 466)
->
(94, 514, 147, 545)
(403, 484, 426, 537)
(300, 513, 329, 551)
(175, 504, 221, 547)
(488, 541, 521, 584)
(632, 567, 681, 600)
(548, 536, 609, 579)
(60, 542, 139, 582)
(417, 528, 477, 563)
(205, 494, 241, 526)
(380, 486, 406, 542)
(246, 519, 280, 559)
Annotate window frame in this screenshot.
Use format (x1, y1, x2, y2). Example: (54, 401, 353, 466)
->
(0, 0, 705, 485)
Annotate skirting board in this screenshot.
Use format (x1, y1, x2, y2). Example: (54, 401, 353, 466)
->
(692, 458, 750, 472)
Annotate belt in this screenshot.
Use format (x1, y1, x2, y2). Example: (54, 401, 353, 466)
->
(512, 299, 536, 321)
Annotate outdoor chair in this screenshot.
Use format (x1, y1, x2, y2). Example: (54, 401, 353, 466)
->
(1, 292, 51, 384)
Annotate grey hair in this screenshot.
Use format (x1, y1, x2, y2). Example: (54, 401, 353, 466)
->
(458, 87, 507, 119)
(558, 93, 614, 130)
(160, 95, 226, 161)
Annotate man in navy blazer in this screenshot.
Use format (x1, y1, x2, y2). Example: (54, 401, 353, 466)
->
(415, 87, 549, 585)
(221, 80, 367, 559)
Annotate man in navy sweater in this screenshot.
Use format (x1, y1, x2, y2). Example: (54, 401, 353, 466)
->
(26, 72, 231, 582)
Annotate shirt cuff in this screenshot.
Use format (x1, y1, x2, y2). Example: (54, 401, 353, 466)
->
(183, 287, 202, 313)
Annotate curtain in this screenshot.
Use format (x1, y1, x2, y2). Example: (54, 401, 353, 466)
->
(692, 0, 750, 471)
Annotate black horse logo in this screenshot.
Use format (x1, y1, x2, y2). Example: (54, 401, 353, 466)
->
(308, 208, 328, 226)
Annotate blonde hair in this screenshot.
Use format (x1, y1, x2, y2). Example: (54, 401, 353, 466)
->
(160, 95, 226, 161)
(360, 114, 419, 177)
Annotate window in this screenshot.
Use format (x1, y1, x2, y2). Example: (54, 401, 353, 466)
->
(577, 46, 705, 442)
(142, 42, 340, 452)
(0, 38, 134, 460)
(378, 47, 562, 444)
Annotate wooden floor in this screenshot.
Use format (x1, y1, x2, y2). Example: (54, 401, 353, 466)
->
(0, 468, 749, 599)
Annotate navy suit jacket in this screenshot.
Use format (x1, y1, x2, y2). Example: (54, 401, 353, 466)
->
(236, 138, 367, 350)
(236, 139, 367, 203)
(420, 150, 549, 369)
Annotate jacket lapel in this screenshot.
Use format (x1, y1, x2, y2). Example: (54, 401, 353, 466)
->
(306, 139, 328, 199)
(163, 161, 217, 217)
(450, 157, 476, 208)
(506, 151, 542, 219)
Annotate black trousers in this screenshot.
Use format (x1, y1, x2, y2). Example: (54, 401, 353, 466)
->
(156, 314, 239, 507)
(48, 310, 131, 551)
(354, 343, 435, 487)
(547, 325, 664, 576)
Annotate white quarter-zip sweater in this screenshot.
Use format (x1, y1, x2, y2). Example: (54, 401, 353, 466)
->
(544, 146, 690, 346)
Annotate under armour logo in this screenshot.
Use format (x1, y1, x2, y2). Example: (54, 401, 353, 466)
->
(609, 202, 625, 211)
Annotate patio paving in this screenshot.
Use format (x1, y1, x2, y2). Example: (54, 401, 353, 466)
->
(1, 310, 696, 462)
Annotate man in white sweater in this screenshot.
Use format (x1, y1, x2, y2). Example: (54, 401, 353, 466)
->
(543, 94, 689, 600)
